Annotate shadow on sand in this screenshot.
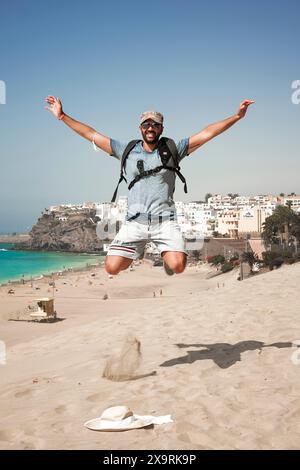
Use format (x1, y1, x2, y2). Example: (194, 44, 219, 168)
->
(160, 340, 294, 369)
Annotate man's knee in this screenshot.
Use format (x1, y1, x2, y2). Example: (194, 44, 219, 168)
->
(105, 256, 132, 275)
(172, 260, 186, 274)
(105, 262, 120, 275)
(163, 253, 187, 274)
(172, 258, 186, 274)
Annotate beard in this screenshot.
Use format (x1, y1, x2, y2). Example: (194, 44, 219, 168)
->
(142, 131, 160, 145)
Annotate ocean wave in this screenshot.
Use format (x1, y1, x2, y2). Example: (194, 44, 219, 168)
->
(0, 248, 8, 251)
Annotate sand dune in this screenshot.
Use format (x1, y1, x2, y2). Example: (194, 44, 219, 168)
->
(1, 262, 300, 449)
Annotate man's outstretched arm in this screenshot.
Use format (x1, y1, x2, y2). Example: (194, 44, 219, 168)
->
(188, 99, 255, 155)
(44, 95, 112, 154)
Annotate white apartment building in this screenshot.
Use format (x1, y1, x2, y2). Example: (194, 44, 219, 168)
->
(116, 196, 128, 221)
(49, 203, 98, 213)
(235, 196, 251, 207)
(82, 202, 97, 209)
(117, 196, 128, 213)
(49, 204, 70, 212)
(258, 203, 276, 215)
(95, 202, 112, 220)
(238, 207, 267, 235)
(216, 210, 240, 238)
(208, 195, 235, 210)
(175, 201, 185, 226)
(283, 195, 300, 211)
(96, 197, 128, 223)
(216, 207, 268, 238)
(175, 202, 215, 236)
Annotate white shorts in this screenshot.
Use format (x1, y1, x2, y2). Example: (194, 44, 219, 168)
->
(107, 218, 187, 260)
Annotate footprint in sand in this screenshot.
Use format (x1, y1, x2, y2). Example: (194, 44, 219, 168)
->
(0, 428, 45, 450)
(14, 388, 34, 398)
(86, 392, 103, 402)
(54, 405, 67, 414)
(52, 403, 78, 416)
(14, 376, 64, 399)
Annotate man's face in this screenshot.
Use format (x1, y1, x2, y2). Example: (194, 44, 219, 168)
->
(139, 119, 163, 145)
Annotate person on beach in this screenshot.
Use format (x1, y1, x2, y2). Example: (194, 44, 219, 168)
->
(45, 96, 254, 276)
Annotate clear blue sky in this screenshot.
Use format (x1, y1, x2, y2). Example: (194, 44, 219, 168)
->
(1, 0, 300, 232)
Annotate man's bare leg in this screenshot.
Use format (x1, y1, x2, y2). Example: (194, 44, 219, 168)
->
(105, 255, 133, 275)
(161, 251, 187, 274)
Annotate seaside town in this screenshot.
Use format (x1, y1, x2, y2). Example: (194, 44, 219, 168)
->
(40, 193, 300, 259)
(46, 193, 300, 239)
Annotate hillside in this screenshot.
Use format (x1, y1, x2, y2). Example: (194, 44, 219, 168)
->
(14, 209, 103, 253)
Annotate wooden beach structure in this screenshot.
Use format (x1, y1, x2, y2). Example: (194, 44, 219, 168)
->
(29, 298, 57, 320)
(9, 297, 57, 322)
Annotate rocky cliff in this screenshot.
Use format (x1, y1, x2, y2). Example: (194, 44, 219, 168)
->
(14, 209, 104, 253)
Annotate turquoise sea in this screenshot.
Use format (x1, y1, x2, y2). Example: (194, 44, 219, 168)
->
(0, 243, 104, 285)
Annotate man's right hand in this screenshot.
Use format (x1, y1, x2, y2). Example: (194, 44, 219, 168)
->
(44, 95, 64, 119)
(44, 95, 112, 154)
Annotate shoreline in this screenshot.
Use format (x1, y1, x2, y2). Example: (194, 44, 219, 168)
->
(8, 246, 107, 256)
(0, 241, 105, 256)
(0, 261, 104, 288)
(0, 258, 104, 288)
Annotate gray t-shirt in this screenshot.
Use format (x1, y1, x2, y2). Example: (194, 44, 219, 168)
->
(110, 138, 189, 221)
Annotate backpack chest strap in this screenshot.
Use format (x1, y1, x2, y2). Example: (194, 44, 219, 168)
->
(127, 164, 187, 193)
(127, 165, 165, 190)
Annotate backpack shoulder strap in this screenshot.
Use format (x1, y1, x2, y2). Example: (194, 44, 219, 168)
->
(120, 140, 142, 174)
(111, 140, 141, 203)
(160, 137, 180, 167)
(158, 137, 188, 194)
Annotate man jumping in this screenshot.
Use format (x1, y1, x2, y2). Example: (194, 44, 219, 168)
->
(44, 96, 254, 275)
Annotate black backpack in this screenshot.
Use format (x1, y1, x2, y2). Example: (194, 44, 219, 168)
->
(111, 137, 188, 203)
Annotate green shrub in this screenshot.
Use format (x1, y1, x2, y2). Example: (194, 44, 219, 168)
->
(221, 262, 234, 273)
(285, 258, 295, 265)
(294, 253, 300, 262)
(281, 249, 293, 259)
(211, 255, 225, 266)
(241, 251, 259, 268)
(262, 251, 281, 265)
(269, 257, 283, 270)
(263, 248, 298, 267)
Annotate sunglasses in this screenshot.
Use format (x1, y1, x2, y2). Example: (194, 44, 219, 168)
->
(141, 121, 162, 130)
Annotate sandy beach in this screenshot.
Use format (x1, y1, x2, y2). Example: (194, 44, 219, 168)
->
(1, 261, 300, 450)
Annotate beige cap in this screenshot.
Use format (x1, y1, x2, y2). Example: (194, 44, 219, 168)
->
(140, 110, 164, 125)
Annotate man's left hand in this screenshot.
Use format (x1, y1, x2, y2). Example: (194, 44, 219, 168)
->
(237, 99, 255, 119)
